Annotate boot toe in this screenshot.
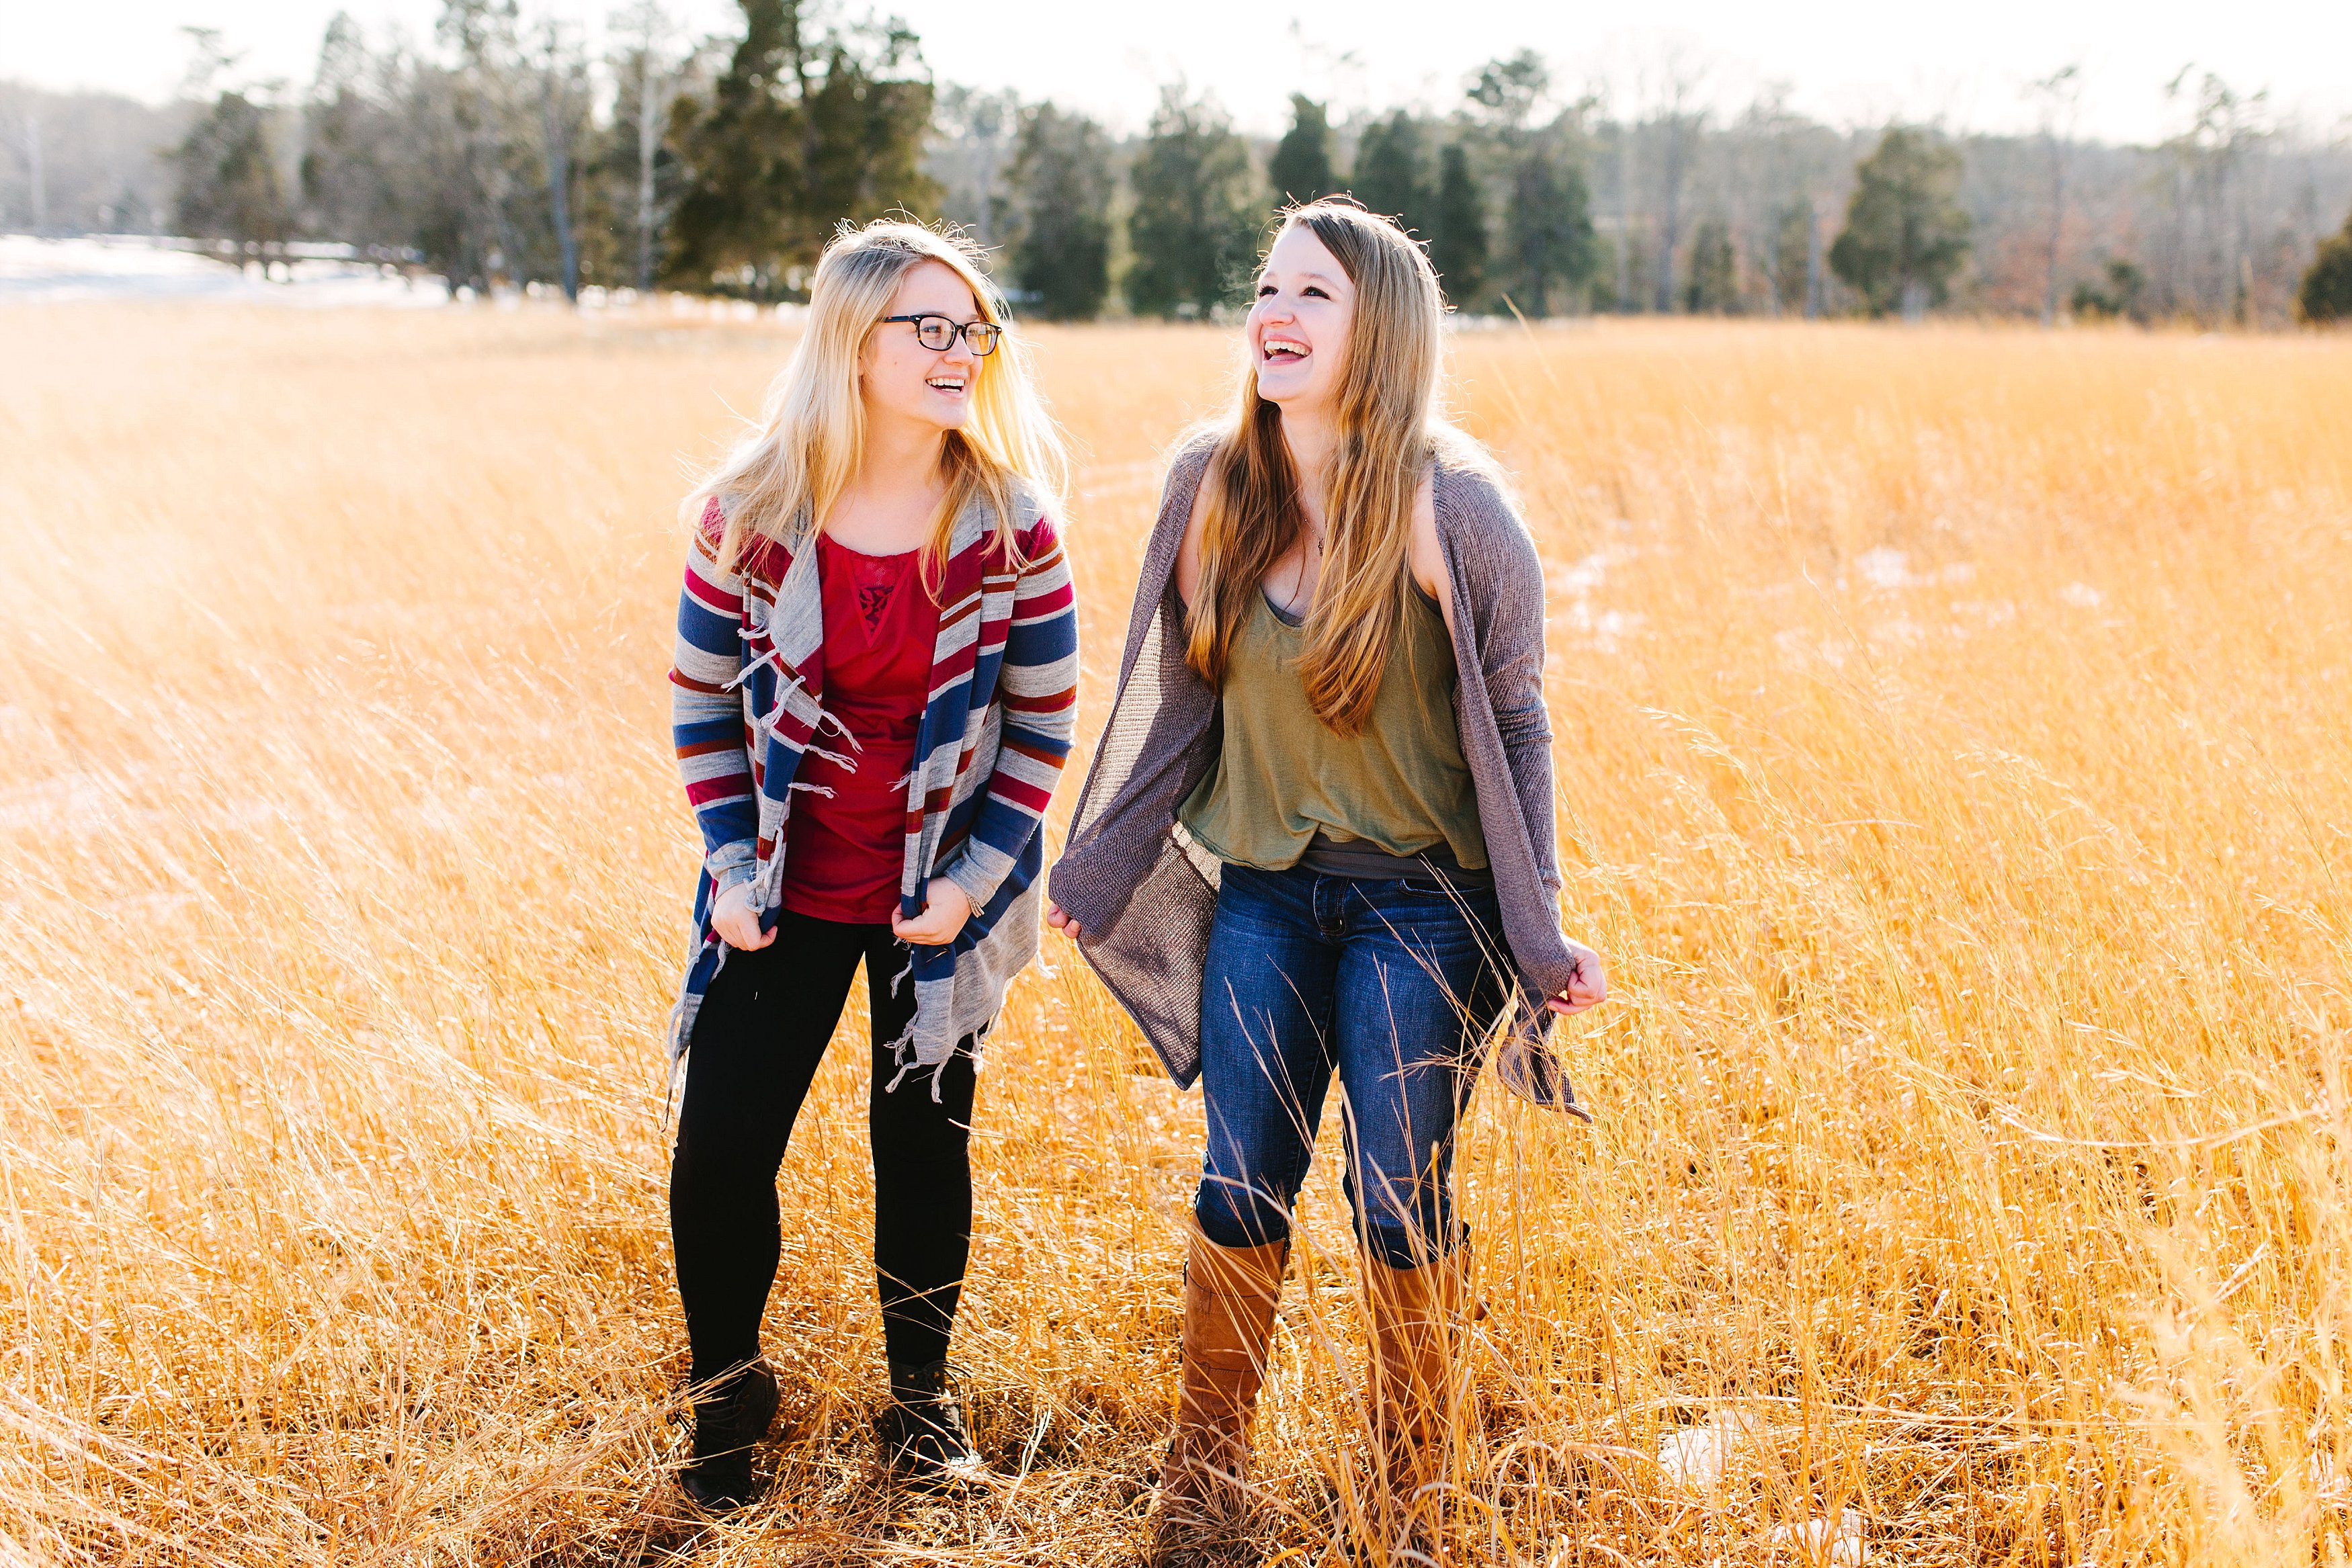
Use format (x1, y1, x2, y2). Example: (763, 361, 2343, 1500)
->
(679, 1456, 758, 1512)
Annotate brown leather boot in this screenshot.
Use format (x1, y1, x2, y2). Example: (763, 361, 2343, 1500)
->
(1362, 1250, 1466, 1509)
(1157, 1227, 1289, 1536)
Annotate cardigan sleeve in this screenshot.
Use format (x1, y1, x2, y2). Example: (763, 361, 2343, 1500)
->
(937, 515, 1081, 912)
(669, 498, 761, 892)
(1447, 472, 1564, 902)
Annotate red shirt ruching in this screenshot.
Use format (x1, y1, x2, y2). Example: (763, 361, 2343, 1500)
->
(777, 534, 935, 924)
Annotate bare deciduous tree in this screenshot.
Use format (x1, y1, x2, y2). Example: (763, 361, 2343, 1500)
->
(2026, 64, 2082, 326)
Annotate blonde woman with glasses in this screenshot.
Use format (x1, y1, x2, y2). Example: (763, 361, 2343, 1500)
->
(663, 221, 1079, 1509)
(1048, 198, 1605, 1540)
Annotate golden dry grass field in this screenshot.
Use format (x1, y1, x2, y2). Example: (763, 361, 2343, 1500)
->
(2, 304, 2349, 1567)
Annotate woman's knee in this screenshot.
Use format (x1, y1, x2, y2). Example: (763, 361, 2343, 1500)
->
(669, 1126, 782, 1206)
(1193, 1174, 1296, 1252)
(1347, 1162, 1460, 1269)
(1353, 1210, 1464, 1270)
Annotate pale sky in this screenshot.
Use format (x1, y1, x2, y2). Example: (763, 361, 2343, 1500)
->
(7, 0, 2351, 145)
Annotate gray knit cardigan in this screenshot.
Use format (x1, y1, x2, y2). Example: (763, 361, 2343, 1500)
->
(1047, 437, 1591, 1117)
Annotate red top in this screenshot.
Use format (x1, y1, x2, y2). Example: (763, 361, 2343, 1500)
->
(777, 534, 936, 924)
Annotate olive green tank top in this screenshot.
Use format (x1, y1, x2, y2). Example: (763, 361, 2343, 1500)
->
(1179, 585, 1488, 873)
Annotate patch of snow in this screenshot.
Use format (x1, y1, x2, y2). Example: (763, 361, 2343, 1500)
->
(1656, 1411, 1757, 1488)
(1870, 617, 1927, 648)
(0, 234, 450, 308)
(1767, 1508, 1867, 1564)
(1546, 550, 1644, 652)
(1773, 628, 1851, 669)
(1854, 548, 1974, 593)
(0, 770, 125, 834)
(1857, 546, 1911, 591)
(1550, 551, 1611, 597)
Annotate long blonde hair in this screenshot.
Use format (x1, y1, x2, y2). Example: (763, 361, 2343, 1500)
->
(1185, 200, 1452, 736)
(689, 219, 1067, 584)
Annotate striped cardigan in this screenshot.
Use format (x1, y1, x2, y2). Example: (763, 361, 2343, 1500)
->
(667, 479, 1079, 1092)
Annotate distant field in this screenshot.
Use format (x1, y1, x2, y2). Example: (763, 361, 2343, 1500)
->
(1, 306, 2348, 1566)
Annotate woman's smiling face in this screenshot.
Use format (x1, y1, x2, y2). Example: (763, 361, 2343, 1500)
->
(1249, 224, 1353, 413)
(860, 259, 984, 433)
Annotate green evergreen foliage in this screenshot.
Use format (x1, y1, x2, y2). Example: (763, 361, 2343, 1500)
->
(1125, 87, 1260, 318)
(1427, 141, 1488, 309)
(2072, 258, 2147, 320)
(1467, 50, 1548, 131)
(1501, 139, 1595, 316)
(1770, 203, 1814, 316)
(1684, 217, 1737, 312)
(664, 0, 936, 295)
(1267, 94, 1338, 208)
(1829, 126, 1972, 318)
(1349, 112, 1429, 237)
(173, 91, 288, 245)
(2299, 210, 2352, 323)
(1005, 103, 1111, 320)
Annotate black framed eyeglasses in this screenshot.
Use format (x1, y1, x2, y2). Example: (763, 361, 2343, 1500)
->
(882, 313, 1002, 356)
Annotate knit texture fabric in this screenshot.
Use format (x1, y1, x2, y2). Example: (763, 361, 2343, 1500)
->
(668, 481, 1079, 1093)
(1047, 437, 1589, 1118)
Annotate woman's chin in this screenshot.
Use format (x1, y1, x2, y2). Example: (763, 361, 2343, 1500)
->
(1253, 379, 1322, 412)
(898, 401, 971, 434)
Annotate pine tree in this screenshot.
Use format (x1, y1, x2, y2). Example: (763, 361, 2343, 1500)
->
(799, 26, 935, 232)
(1769, 202, 1814, 316)
(173, 90, 288, 246)
(1683, 217, 1737, 312)
(664, 0, 935, 295)
(661, 0, 794, 286)
(1502, 138, 1595, 316)
(1126, 86, 1259, 318)
(1349, 110, 1429, 237)
(1005, 103, 1111, 320)
(1427, 140, 1486, 309)
(1267, 93, 1337, 208)
(2299, 208, 2352, 323)
(2071, 258, 2147, 320)
(1829, 126, 1972, 318)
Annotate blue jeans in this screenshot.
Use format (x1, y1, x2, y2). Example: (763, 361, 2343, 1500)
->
(1194, 861, 1512, 1270)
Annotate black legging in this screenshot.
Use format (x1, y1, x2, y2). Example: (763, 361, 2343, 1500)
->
(669, 909, 977, 1388)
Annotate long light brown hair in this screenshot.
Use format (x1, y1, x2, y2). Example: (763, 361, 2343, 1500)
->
(687, 219, 1066, 586)
(1185, 200, 1452, 735)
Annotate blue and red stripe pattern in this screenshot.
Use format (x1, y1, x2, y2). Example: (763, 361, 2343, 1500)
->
(667, 479, 1080, 1090)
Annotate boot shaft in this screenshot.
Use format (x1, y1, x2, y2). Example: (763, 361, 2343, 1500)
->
(1361, 1252, 1466, 1481)
(1163, 1227, 1290, 1520)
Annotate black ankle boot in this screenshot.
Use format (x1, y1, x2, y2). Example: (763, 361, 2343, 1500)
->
(679, 1360, 779, 1512)
(878, 1358, 984, 1485)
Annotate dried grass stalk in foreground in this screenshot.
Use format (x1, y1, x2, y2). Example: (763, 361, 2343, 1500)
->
(1, 307, 2349, 1566)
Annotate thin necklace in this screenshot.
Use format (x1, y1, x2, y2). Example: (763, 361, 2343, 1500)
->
(1277, 526, 1322, 617)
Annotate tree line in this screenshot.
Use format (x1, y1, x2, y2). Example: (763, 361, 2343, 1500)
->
(8, 0, 2352, 323)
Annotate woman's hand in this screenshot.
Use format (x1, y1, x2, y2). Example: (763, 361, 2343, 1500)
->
(712, 881, 773, 951)
(1546, 941, 1607, 1015)
(1046, 902, 1083, 941)
(892, 878, 974, 947)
